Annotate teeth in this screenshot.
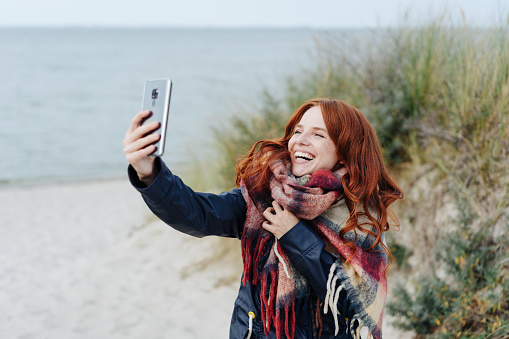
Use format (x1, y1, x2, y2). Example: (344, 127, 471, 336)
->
(295, 151, 315, 161)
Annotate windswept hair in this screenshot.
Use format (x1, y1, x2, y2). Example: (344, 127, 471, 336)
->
(236, 98, 403, 266)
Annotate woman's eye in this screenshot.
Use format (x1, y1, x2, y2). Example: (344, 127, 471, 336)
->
(293, 130, 301, 135)
(315, 133, 325, 138)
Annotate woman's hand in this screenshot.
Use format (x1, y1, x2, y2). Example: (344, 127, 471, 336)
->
(262, 201, 299, 239)
(123, 110, 161, 185)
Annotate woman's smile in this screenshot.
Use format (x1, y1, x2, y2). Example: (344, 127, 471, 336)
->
(294, 151, 316, 161)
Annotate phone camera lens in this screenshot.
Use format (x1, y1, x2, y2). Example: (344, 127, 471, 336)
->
(151, 89, 159, 99)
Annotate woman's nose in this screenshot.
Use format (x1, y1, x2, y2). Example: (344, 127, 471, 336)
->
(297, 132, 311, 145)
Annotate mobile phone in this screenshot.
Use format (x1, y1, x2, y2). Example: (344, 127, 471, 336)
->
(140, 79, 172, 157)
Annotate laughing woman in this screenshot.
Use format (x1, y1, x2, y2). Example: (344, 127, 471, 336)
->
(123, 98, 403, 339)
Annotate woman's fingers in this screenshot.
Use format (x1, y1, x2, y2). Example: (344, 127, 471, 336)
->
(124, 120, 160, 147)
(123, 110, 161, 161)
(272, 201, 284, 213)
(262, 207, 276, 222)
(126, 110, 151, 135)
(262, 201, 299, 239)
(123, 110, 161, 184)
(124, 110, 160, 147)
(123, 130, 160, 155)
(262, 220, 274, 232)
(124, 144, 155, 164)
(262, 201, 284, 221)
(262, 202, 284, 222)
(124, 127, 161, 149)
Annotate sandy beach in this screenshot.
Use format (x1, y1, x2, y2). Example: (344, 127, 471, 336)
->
(0, 178, 410, 338)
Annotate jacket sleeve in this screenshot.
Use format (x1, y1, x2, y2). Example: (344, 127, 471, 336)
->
(278, 221, 335, 300)
(128, 158, 247, 239)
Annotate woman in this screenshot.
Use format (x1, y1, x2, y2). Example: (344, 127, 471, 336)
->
(123, 98, 403, 339)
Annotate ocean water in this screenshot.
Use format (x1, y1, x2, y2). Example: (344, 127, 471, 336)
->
(0, 28, 344, 186)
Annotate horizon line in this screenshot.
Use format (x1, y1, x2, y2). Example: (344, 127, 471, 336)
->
(0, 21, 498, 30)
(0, 24, 377, 30)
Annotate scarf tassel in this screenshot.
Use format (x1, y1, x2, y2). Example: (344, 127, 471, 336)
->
(350, 318, 371, 339)
(260, 267, 278, 335)
(242, 231, 271, 285)
(274, 300, 296, 339)
(255, 236, 272, 279)
(325, 262, 378, 339)
(312, 300, 323, 338)
(262, 286, 308, 339)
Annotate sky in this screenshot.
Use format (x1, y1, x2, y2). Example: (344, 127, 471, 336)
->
(0, 0, 507, 28)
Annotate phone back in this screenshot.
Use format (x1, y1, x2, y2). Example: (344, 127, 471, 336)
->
(141, 79, 172, 157)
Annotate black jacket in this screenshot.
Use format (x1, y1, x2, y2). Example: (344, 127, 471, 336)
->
(129, 158, 350, 338)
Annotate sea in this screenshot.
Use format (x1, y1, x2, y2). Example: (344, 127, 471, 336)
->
(0, 27, 350, 186)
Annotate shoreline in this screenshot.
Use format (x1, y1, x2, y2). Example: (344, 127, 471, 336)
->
(0, 172, 128, 190)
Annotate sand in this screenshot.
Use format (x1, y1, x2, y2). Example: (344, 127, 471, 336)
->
(0, 178, 411, 338)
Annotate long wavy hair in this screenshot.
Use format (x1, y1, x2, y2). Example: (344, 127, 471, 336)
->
(236, 98, 403, 264)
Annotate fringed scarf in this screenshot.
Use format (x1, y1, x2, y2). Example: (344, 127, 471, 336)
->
(240, 160, 387, 339)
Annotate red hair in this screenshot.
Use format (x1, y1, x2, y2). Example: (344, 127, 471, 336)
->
(236, 98, 403, 264)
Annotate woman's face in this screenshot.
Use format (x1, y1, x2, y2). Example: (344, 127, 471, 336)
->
(288, 106, 339, 177)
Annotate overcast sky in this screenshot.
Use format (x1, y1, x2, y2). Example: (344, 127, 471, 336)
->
(0, 0, 506, 28)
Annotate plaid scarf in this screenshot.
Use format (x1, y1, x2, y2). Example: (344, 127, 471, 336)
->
(240, 160, 387, 339)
